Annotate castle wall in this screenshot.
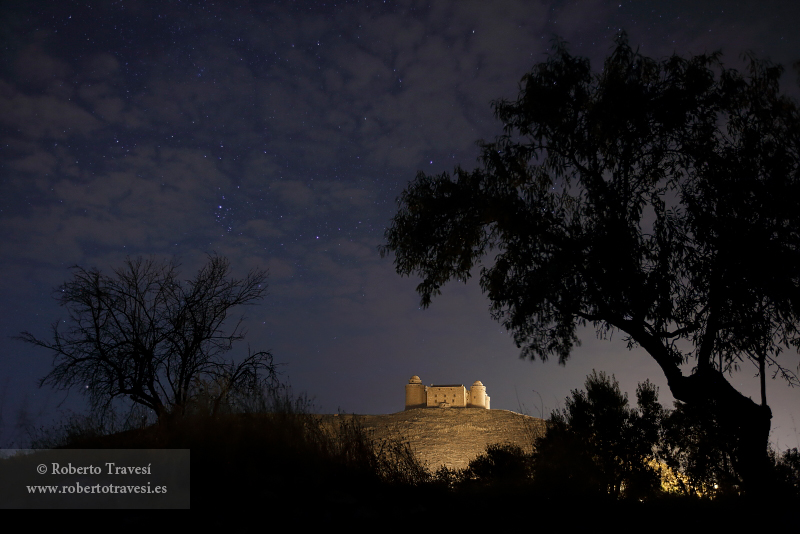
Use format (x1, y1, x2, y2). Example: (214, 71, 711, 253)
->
(405, 376, 490, 410)
(426, 385, 467, 407)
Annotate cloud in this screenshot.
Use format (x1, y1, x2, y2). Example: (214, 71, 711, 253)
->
(13, 41, 72, 89)
(0, 80, 102, 139)
(240, 219, 283, 239)
(268, 180, 314, 209)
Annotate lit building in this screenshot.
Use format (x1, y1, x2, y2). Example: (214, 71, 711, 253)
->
(404, 375, 490, 410)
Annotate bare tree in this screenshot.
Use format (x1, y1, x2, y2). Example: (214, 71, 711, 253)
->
(18, 255, 275, 420)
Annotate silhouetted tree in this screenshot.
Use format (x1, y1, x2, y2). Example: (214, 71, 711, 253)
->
(533, 371, 664, 499)
(381, 33, 800, 492)
(462, 443, 534, 490)
(661, 399, 739, 496)
(774, 448, 800, 496)
(19, 255, 275, 420)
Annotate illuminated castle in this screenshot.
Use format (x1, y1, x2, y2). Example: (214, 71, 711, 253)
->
(404, 376, 490, 410)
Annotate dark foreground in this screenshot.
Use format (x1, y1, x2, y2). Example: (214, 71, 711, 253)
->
(17, 412, 797, 528)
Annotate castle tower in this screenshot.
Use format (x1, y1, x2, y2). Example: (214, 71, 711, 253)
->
(468, 380, 487, 408)
(405, 375, 427, 410)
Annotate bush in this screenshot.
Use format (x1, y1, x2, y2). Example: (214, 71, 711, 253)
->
(660, 399, 740, 496)
(532, 371, 664, 500)
(22, 383, 431, 518)
(461, 443, 534, 491)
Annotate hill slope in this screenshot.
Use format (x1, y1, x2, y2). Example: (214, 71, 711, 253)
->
(323, 408, 546, 471)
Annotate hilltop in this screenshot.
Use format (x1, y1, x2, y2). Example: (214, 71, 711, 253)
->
(320, 408, 546, 471)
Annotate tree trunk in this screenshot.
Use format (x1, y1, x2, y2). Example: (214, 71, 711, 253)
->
(631, 326, 773, 494)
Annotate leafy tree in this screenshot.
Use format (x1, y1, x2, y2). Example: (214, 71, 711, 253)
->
(19, 255, 275, 420)
(462, 443, 534, 490)
(774, 447, 800, 496)
(661, 400, 739, 496)
(381, 33, 800, 492)
(532, 371, 664, 499)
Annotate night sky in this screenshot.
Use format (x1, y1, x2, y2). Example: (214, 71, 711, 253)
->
(2, 1, 799, 451)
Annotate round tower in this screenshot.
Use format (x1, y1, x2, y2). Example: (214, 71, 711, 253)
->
(469, 380, 487, 408)
(405, 375, 426, 410)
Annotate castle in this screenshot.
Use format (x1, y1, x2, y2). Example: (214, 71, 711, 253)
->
(404, 376, 490, 410)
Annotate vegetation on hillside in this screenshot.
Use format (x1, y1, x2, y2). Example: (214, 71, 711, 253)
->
(9, 372, 798, 525)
